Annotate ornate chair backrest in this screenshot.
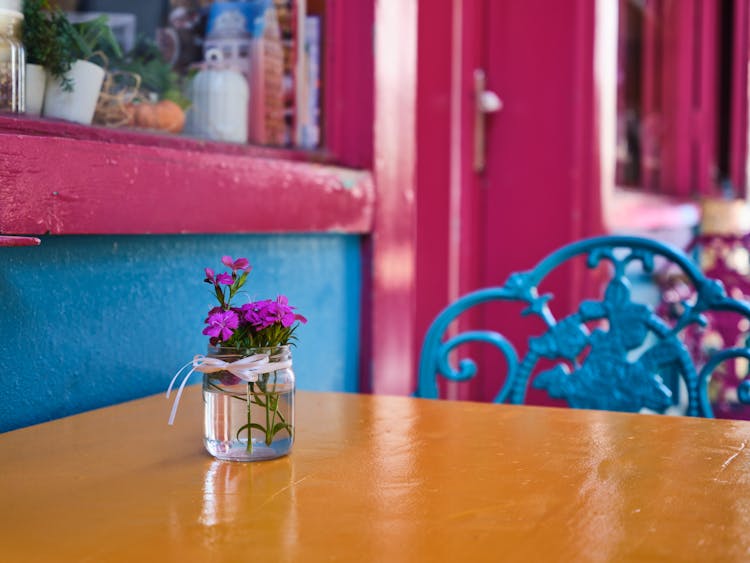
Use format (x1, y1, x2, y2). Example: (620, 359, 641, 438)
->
(418, 235, 750, 417)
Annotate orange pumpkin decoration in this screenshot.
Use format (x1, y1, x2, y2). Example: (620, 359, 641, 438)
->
(128, 100, 186, 134)
(154, 100, 186, 133)
(134, 103, 159, 129)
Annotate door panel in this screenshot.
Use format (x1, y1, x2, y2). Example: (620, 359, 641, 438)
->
(478, 0, 603, 401)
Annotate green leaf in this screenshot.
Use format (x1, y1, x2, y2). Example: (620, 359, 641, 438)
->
(251, 393, 268, 408)
(271, 422, 293, 439)
(235, 423, 249, 440)
(236, 422, 266, 441)
(229, 271, 249, 300)
(71, 15, 123, 60)
(22, 0, 77, 88)
(214, 285, 225, 307)
(235, 271, 249, 291)
(268, 393, 279, 411)
(162, 89, 192, 110)
(107, 36, 190, 106)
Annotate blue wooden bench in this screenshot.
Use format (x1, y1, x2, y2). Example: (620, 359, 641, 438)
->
(418, 235, 750, 417)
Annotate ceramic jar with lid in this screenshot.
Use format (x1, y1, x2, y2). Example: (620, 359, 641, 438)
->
(185, 49, 249, 143)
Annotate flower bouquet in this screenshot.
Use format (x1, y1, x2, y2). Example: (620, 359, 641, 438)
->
(168, 256, 306, 461)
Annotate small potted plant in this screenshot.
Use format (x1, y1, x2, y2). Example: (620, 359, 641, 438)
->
(22, 0, 76, 115)
(40, 12, 122, 124)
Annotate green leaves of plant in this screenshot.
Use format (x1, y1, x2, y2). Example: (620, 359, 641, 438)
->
(214, 284, 225, 308)
(229, 271, 249, 300)
(111, 37, 191, 109)
(23, 0, 76, 89)
(71, 15, 123, 64)
(22, 3, 123, 91)
(219, 382, 293, 447)
(272, 422, 293, 439)
(236, 422, 266, 441)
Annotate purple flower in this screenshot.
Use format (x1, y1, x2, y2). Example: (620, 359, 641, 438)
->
(274, 295, 298, 327)
(240, 296, 307, 329)
(204, 268, 233, 286)
(216, 272, 233, 285)
(202, 310, 239, 341)
(204, 306, 223, 323)
(270, 295, 308, 327)
(200, 255, 306, 347)
(241, 300, 274, 330)
(222, 256, 251, 273)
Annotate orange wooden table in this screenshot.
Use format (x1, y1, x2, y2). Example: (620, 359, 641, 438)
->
(3, 390, 750, 562)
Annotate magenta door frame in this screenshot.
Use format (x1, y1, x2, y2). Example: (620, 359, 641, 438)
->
(731, 0, 750, 196)
(365, 0, 419, 394)
(414, 0, 454, 386)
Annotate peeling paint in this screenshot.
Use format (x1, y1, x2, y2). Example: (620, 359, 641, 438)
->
(0, 134, 375, 236)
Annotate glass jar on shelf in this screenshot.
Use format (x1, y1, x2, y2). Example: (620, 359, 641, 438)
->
(0, 0, 24, 113)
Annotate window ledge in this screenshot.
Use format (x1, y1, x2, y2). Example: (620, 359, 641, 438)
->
(0, 115, 374, 236)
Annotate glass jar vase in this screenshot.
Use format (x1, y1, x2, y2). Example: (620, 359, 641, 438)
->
(0, 5, 24, 113)
(203, 345, 295, 461)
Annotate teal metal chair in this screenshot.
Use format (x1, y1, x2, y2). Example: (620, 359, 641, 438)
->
(418, 235, 750, 417)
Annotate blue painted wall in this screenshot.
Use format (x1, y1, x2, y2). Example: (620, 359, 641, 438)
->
(0, 234, 361, 432)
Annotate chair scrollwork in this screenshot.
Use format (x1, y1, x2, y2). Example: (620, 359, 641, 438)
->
(418, 235, 750, 417)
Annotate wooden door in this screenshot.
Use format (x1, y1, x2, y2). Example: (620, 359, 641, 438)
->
(414, 0, 602, 400)
(469, 1, 604, 400)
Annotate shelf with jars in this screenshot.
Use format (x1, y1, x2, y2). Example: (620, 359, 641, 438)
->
(0, 0, 374, 236)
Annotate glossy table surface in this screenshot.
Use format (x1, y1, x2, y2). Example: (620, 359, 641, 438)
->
(3, 390, 750, 562)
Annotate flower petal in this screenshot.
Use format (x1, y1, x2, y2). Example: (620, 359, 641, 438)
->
(204, 306, 223, 323)
(216, 272, 233, 285)
(202, 325, 220, 337)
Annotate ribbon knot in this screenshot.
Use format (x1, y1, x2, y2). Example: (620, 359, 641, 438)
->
(166, 353, 292, 425)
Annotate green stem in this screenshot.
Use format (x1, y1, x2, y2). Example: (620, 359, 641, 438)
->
(207, 372, 291, 449)
(269, 372, 279, 442)
(246, 382, 253, 453)
(265, 387, 271, 446)
(251, 391, 288, 426)
(207, 380, 245, 401)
